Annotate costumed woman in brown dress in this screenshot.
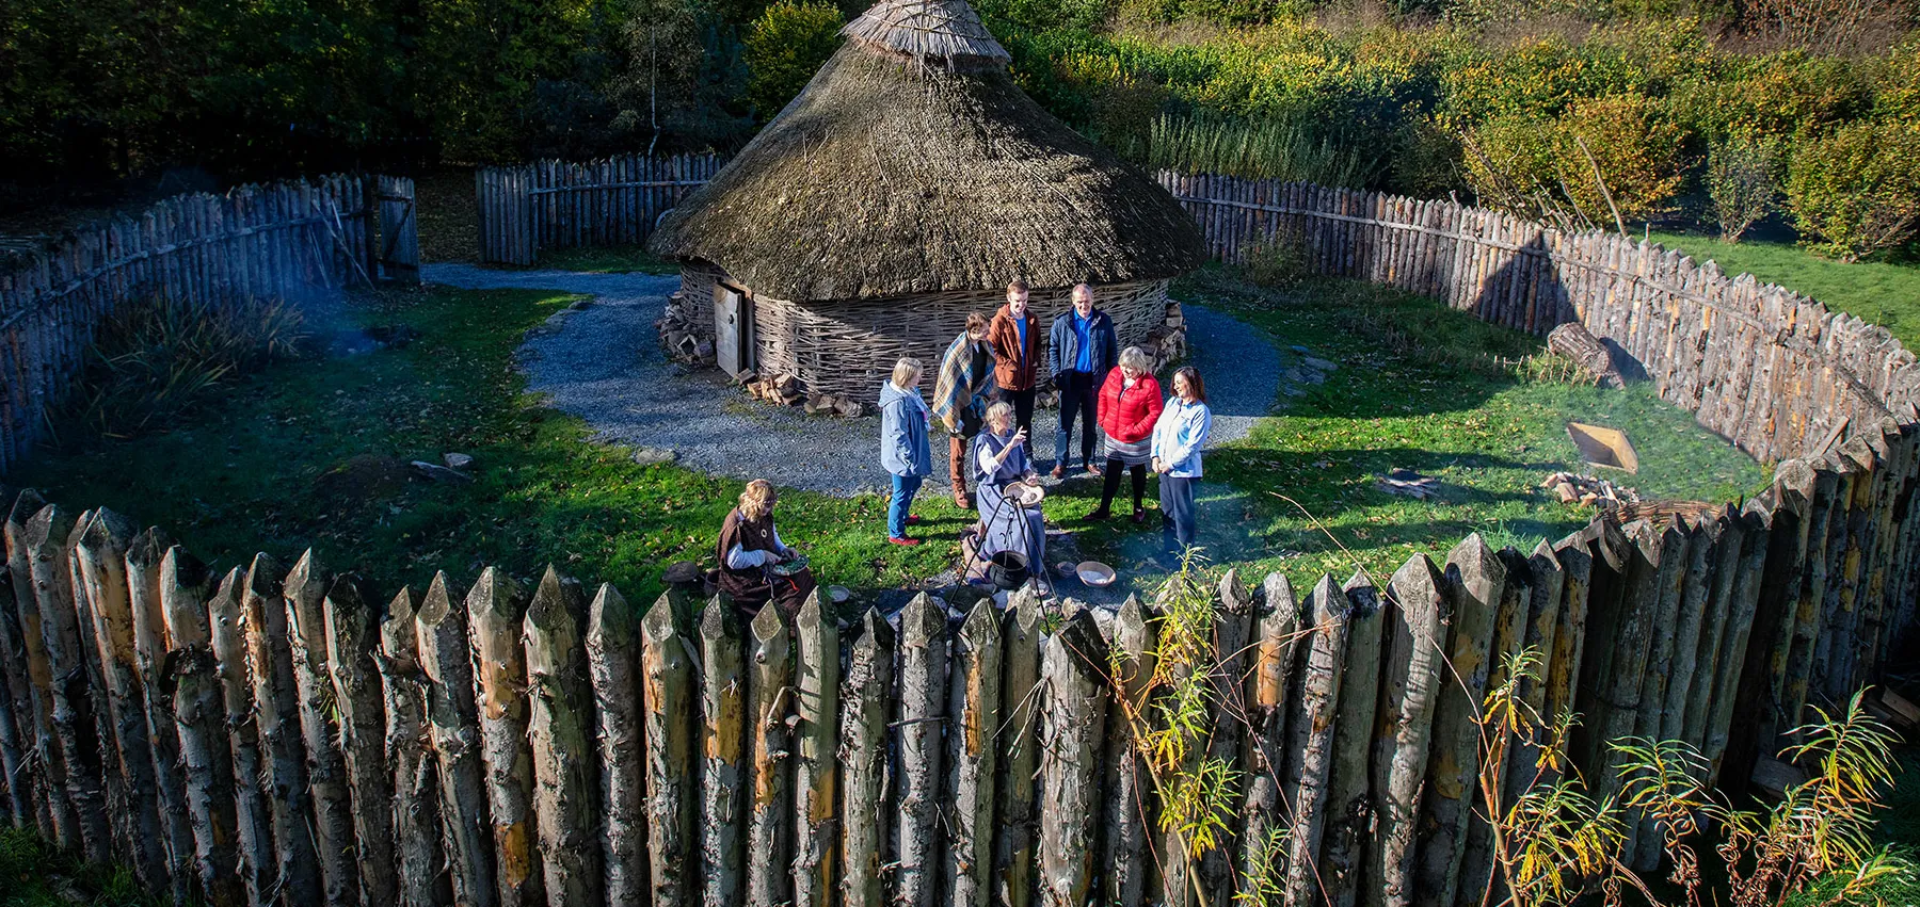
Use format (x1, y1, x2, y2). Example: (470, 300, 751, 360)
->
(716, 479, 817, 618)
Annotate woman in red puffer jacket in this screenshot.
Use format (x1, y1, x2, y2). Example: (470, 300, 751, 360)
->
(1086, 346, 1164, 523)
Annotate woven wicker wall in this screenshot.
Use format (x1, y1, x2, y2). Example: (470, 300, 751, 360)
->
(677, 265, 1172, 397)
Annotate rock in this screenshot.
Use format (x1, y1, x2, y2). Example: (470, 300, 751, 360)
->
(662, 560, 703, 585)
(444, 452, 475, 470)
(568, 299, 593, 311)
(410, 461, 475, 484)
(1290, 345, 1311, 355)
(1303, 356, 1338, 372)
(834, 399, 866, 419)
(632, 447, 679, 467)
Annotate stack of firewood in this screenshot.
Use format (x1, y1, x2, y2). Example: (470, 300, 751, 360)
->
(1540, 471, 1640, 510)
(1140, 302, 1190, 373)
(804, 391, 867, 418)
(740, 371, 804, 406)
(656, 294, 714, 364)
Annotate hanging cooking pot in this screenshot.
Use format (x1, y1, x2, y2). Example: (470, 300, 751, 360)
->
(986, 550, 1031, 590)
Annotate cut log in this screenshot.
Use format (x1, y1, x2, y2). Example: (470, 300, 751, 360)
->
(896, 592, 948, 907)
(948, 599, 1002, 907)
(1037, 611, 1110, 907)
(468, 568, 542, 907)
(744, 603, 791, 907)
(1201, 571, 1255, 907)
(1412, 535, 1506, 907)
(1547, 322, 1622, 387)
(123, 528, 195, 903)
(1457, 548, 1535, 907)
(994, 590, 1044, 907)
(523, 567, 602, 907)
(206, 566, 273, 907)
(589, 584, 646, 907)
(841, 609, 895, 907)
(642, 592, 697, 907)
(1370, 554, 1450, 907)
(380, 586, 450, 907)
(5, 490, 71, 847)
(283, 551, 360, 906)
(1101, 596, 1156, 907)
(1285, 575, 1353, 907)
(242, 552, 321, 907)
(699, 599, 746, 907)
(415, 572, 498, 907)
(1320, 572, 1384, 907)
(1243, 574, 1300, 898)
(792, 593, 839, 907)
(158, 548, 244, 907)
(321, 575, 399, 906)
(73, 510, 169, 887)
(27, 505, 112, 863)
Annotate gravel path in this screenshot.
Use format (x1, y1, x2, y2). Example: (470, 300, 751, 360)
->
(423, 263, 1284, 497)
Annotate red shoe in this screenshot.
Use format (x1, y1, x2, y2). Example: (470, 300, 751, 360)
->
(1085, 463, 1103, 478)
(889, 536, 922, 546)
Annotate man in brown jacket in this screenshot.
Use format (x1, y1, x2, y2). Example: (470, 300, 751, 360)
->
(987, 278, 1042, 443)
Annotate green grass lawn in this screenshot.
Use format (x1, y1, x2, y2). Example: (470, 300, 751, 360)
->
(1061, 268, 1773, 585)
(7, 285, 964, 605)
(533, 244, 679, 274)
(6, 265, 1768, 607)
(1649, 230, 1920, 351)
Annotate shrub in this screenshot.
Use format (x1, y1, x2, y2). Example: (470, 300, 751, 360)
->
(1706, 135, 1781, 242)
(1242, 236, 1310, 287)
(1146, 112, 1385, 185)
(743, 0, 845, 119)
(1786, 119, 1920, 262)
(1462, 93, 1685, 227)
(61, 295, 310, 442)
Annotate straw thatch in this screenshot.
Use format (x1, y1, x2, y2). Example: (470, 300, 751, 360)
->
(647, 0, 1205, 303)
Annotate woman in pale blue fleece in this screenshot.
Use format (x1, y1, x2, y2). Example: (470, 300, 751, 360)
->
(879, 357, 933, 545)
(1152, 366, 1213, 558)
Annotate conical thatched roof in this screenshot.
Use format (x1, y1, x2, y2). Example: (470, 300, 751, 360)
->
(648, 0, 1205, 302)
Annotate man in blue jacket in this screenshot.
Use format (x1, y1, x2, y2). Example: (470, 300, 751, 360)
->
(1047, 283, 1118, 478)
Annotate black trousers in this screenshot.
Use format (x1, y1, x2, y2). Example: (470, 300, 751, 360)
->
(1053, 370, 1100, 469)
(1005, 387, 1036, 441)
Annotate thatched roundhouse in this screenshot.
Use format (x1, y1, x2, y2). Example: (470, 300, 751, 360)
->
(647, 0, 1206, 398)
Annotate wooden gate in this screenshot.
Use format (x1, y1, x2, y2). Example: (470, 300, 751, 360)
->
(376, 175, 421, 284)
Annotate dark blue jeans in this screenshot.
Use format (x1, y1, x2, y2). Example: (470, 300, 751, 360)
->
(1161, 475, 1197, 556)
(1054, 370, 1100, 470)
(889, 474, 923, 538)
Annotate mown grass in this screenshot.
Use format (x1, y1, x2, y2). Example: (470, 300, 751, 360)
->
(7, 285, 963, 604)
(1064, 267, 1772, 584)
(1649, 231, 1920, 352)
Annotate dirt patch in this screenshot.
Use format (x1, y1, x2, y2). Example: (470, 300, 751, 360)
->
(414, 167, 478, 263)
(313, 454, 412, 506)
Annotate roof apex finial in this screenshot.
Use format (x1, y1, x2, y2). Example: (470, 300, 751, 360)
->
(841, 0, 1011, 64)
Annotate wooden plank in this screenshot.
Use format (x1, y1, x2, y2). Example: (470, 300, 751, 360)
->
(841, 609, 894, 907)
(1629, 524, 1690, 872)
(416, 573, 498, 907)
(4, 490, 68, 846)
(1201, 571, 1255, 907)
(1705, 506, 1774, 781)
(1038, 611, 1109, 907)
(1503, 542, 1565, 809)
(590, 584, 647, 907)
(523, 568, 601, 907)
(948, 599, 1002, 907)
(127, 527, 196, 903)
(28, 503, 108, 864)
(282, 552, 360, 906)
(206, 566, 272, 907)
(1455, 547, 1534, 907)
(321, 575, 399, 905)
(1242, 574, 1299, 896)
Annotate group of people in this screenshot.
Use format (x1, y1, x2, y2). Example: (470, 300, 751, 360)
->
(885, 280, 1214, 591)
(711, 278, 1214, 614)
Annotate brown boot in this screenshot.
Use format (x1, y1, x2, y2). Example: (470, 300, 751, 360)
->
(950, 434, 972, 508)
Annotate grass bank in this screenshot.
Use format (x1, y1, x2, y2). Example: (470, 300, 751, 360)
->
(1649, 231, 1920, 351)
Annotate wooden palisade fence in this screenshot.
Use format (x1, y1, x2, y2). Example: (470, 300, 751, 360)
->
(0, 418, 1915, 907)
(0, 175, 420, 474)
(475, 154, 725, 265)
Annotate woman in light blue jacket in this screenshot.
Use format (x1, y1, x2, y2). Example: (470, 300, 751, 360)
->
(879, 357, 933, 545)
(1151, 366, 1213, 557)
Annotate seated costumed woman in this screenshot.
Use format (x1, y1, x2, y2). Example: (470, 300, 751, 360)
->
(971, 401, 1048, 593)
(715, 479, 817, 619)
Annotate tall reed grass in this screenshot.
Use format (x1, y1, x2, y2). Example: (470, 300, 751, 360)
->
(1144, 112, 1386, 186)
